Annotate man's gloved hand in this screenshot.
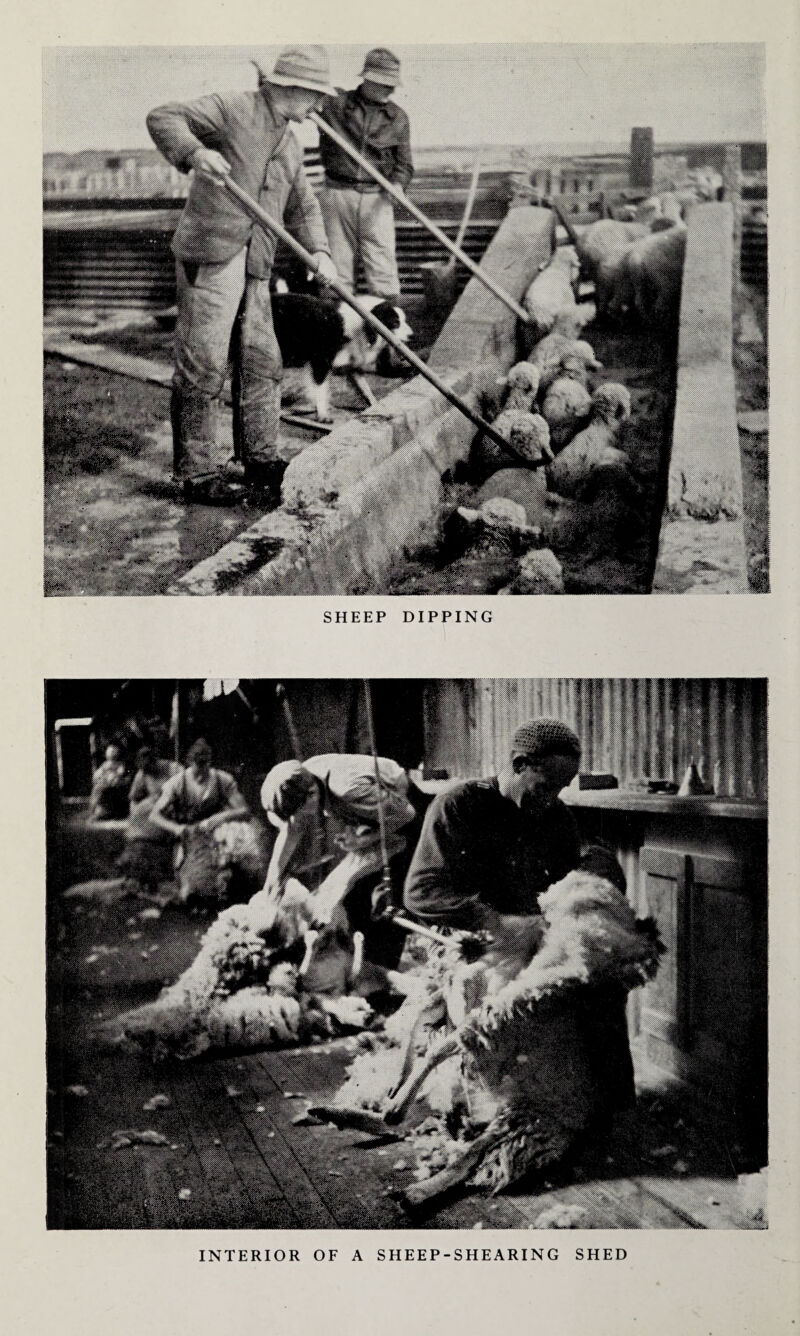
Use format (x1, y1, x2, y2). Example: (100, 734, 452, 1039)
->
(189, 148, 232, 185)
(313, 253, 338, 286)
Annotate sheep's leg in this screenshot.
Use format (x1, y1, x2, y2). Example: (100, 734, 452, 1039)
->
(383, 1031, 460, 1124)
(397, 1127, 501, 1211)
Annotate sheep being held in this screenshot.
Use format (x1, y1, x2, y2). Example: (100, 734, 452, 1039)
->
(547, 382, 634, 500)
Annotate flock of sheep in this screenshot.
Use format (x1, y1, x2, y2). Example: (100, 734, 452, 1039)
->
(464, 190, 696, 563)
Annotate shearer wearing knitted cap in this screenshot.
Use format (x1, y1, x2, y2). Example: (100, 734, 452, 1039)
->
(404, 718, 582, 929)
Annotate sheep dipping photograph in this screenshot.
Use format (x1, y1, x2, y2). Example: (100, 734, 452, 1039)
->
(46, 676, 768, 1230)
(43, 43, 767, 596)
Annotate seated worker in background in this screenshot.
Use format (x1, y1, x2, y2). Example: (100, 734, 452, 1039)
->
(147, 46, 338, 506)
(89, 742, 131, 822)
(317, 48, 413, 303)
(261, 753, 419, 967)
(118, 747, 182, 889)
(150, 738, 250, 841)
(404, 717, 636, 1125)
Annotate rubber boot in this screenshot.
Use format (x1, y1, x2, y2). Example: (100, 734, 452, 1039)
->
(171, 382, 245, 506)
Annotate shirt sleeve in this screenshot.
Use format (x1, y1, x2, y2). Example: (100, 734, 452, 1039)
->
(146, 92, 231, 172)
(128, 772, 148, 805)
(548, 804, 581, 884)
(402, 789, 483, 929)
(217, 770, 248, 812)
(152, 771, 182, 820)
(389, 110, 414, 190)
(283, 161, 331, 257)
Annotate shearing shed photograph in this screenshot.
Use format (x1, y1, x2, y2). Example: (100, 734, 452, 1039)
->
(43, 44, 767, 596)
(47, 677, 767, 1230)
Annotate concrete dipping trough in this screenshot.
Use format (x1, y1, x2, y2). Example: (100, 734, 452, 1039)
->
(170, 201, 745, 596)
(169, 207, 555, 596)
(653, 202, 748, 593)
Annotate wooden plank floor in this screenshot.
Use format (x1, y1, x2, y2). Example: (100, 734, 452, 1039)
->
(47, 869, 764, 1232)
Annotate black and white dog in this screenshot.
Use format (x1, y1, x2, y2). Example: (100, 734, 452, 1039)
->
(271, 279, 412, 422)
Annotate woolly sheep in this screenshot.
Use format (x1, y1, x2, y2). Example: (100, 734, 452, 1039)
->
(481, 361, 542, 421)
(491, 408, 553, 466)
(528, 332, 602, 394)
(620, 223, 687, 330)
(471, 408, 552, 480)
(541, 376, 593, 449)
(575, 219, 648, 318)
(522, 245, 581, 340)
(547, 382, 634, 499)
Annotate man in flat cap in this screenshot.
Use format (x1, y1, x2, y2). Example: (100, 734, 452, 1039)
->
(317, 48, 413, 303)
(147, 47, 338, 505)
(404, 718, 582, 929)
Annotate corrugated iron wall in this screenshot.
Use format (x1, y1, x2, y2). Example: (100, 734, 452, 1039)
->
(43, 216, 499, 312)
(43, 153, 508, 314)
(422, 679, 767, 798)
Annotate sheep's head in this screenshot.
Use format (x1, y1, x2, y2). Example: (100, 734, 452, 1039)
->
(572, 340, 602, 370)
(492, 409, 553, 465)
(554, 244, 580, 282)
(591, 382, 632, 427)
(551, 309, 585, 339)
(503, 361, 541, 407)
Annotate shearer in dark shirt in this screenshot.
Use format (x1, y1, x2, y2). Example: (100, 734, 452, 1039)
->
(404, 718, 582, 930)
(404, 717, 638, 1122)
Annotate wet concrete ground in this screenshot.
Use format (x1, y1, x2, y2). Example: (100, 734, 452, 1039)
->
(44, 307, 432, 597)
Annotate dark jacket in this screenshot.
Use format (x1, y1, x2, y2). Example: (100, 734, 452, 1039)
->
(146, 88, 329, 278)
(403, 778, 581, 929)
(318, 87, 413, 192)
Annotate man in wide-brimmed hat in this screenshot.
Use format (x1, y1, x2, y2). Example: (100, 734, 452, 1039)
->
(147, 47, 338, 506)
(317, 47, 413, 303)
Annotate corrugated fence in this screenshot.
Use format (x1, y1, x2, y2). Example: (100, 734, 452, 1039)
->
(422, 679, 767, 799)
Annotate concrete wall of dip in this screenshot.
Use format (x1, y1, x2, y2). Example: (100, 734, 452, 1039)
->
(170, 206, 554, 596)
(653, 203, 748, 593)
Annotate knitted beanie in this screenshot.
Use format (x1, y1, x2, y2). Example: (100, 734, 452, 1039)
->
(511, 717, 581, 761)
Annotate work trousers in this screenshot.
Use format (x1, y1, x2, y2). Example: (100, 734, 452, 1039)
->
(319, 186, 400, 298)
(171, 249, 282, 482)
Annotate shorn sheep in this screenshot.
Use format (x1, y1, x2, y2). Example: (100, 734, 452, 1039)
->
(312, 858, 664, 1210)
(547, 382, 634, 500)
(100, 879, 408, 1060)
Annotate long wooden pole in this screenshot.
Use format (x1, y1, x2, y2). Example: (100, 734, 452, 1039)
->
(309, 111, 531, 324)
(222, 178, 521, 460)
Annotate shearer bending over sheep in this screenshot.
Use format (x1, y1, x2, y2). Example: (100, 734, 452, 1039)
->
(261, 752, 423, 968)
(310, 720, 657, 1207)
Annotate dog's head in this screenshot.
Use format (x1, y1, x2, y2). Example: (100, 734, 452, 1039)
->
(334, 300, 413, 372)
